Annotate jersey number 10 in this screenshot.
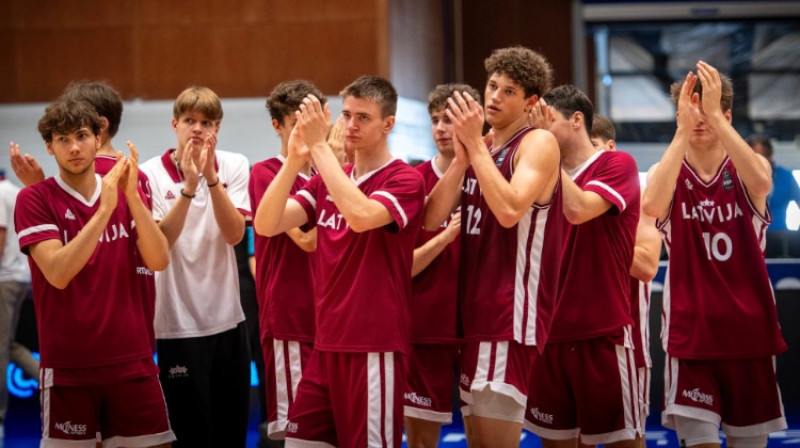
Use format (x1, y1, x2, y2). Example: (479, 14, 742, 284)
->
(702, 231, 732, 262)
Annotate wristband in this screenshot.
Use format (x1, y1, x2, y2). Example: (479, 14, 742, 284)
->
(180, 188, 195, 199)
(207, 178, 220, 188)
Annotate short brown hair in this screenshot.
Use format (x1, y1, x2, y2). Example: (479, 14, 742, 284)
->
(61, 81, 123, 138)
(340, 76, 397, 118)
(37, 98, 103, 143)
(670, 72, 733, 112)
(427, 83, 482, 115)
(543, 85, 594, 136)
(173, 86, 223, 123)
(267, 80, 327, 124)
(484, 46, 553, 98)
(591, 114, 615, 141)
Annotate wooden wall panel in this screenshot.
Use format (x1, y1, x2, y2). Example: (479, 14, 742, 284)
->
(460, 0, 574, 96)
(1, 0, 391, 102)
(10, 28, 135, 102)
(390, 0, 448, 101)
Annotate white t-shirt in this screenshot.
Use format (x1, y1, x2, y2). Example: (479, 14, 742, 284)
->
(0, 179, 31, 283)
(140, 149, 250, 339)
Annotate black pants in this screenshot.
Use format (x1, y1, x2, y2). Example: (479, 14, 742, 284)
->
(157, 322, 251, 448)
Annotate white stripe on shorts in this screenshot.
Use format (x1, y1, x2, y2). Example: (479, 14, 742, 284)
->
(368, 352, 394, 448)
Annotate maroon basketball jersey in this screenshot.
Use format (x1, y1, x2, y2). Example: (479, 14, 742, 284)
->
(95, 154, 157, 350)
(459, 127, 563, 348)
(15, 177, 153, 381)
(549, 150, 640, 343)
(410, 159, 460, 344)
(659, 157, 786, 359)
(249, 157, 315, 342)
(293, 159, 425, 353)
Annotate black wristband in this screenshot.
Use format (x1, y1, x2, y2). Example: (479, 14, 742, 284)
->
(180, 188, 196, 199)
(207, 178, 220, 188)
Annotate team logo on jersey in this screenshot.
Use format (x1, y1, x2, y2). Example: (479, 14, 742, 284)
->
(54, 421, 88, 436)
(64, 209, 76, 220)
(529, 407, 554, 424)
(684, 179, 693, 190)
(165, 191, 176, 200)
(404, 392, 433, 408)
(682, 388, 714, 406)
(168, 365, 189, 379)
(722, 170, 733, 191)
(699, 199, 714, 208)
(286, 422, 298, 434)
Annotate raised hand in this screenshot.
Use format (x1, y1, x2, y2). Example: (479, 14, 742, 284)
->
(676, 71, 699, 132)
(287, 111, 311, 167)
(124, 141, 142, 197)
(298, 94, 332, 148)
(198, 132, 218, 183)
(528, 98, 552, 131)
(99, 156, 127, 213)
(9, 141, 45, 186)
(446, 91, 484, 150)
(180, 141, 200, 193)
(696, 61, 724, 120)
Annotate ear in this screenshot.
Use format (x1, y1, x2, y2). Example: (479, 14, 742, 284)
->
(607, 139, 617, 151)
(383, 116, 395, 134)
(46, 142, 54, 155)
(272, 118, 282, 133)
(573, 111, 584, 131)
(724, 109, 732, 122)
(99, 116, 110, 134)
(171, 118, 178, 133)
(524, 94, 539, 113)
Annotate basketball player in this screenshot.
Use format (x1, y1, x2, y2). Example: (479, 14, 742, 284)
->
(423, 46, 562, 448)
(255, 76, 425, 447)
(642, 61, 787, 448)
(525, 85, 642, 448)
(16, 98, 173, 447)
(140, 86, 252, 447)
(403, 83, 479, 448)
(592, 113, 662, 441)
(249, 80, 324, 440)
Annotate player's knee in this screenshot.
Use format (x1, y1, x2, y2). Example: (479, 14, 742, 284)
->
(674, 415, 721, 447)
(726, 433, 768, 448)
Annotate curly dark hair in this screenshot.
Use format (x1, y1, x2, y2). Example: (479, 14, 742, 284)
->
(38, 98, 102, 143)
(484, 46, 553, 98)
(266, 80, 326, 124)
(427, 83, 482, 114)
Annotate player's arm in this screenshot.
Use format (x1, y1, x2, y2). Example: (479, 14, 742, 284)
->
(300, 96, 394, 233)
(28, 159, 126, 289)
(450, 92, 559, 228)
(199, 133, 245, 245)
(9, 142, 45, 187)
(423, 152, 467, 231)
(696, 61, 771, 212)
(125, 142, 169, 271)
(254, 122, 311, 237)
(642, 72, 696, 222)
(560, 173, 614, 225)
(157, 142, 201, 247)
(630, 196, 662, 282)
(412, 211, 460, 277)
(286, 227, 317, 252)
